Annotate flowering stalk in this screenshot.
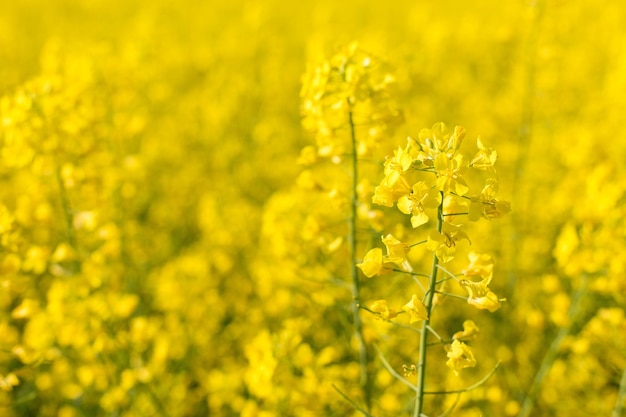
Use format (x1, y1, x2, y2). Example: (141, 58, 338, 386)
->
(614, 367, 626, 417)
(348, 108, 371, 408)
(300, 43, 402, 411)
(517, 276, 587, 417)
(358, 122, 510, 415)
(415, 193, 443, 416)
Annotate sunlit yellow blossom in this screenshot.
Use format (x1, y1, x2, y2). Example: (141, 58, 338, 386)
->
(469, 179, 511, 221)
(433, 153, 469, 195)
(384, 144, 414, 185)
(462, 252, 494, 280)
(397, 181, 441, 228)
(459, 279, 501, 312)
(470, 138, 498, 172)
(417, 123, 466, 157)
(452, 320, 480, 342)
(381, 234, 411, 268)
(357, 248, 392, 277)
(369, 300, 399, 320)
(426, 222, 470, 263)
(402, 294, 428, 323)
(445, 340, 476, 375)
(359, 234, 412, 276)
(372, 174, 412, 207)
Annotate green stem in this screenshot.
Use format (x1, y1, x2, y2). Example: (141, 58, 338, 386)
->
(509, 0, 545, 293)
(415, 192, 444, 417)
(55, 165, 81, 274)
(517, 276, 586, 417)
(348, 109, 370, 410)
(613, 366, 626, 417)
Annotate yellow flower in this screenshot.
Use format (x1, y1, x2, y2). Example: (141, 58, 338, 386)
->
(369, 300, 398, 320)
(383, 144, 414, 185)
(462, 252, 494, 281)
(381, 234, 411, 267)
(372, 174, 412, 207)
(434, 153, 469, 196)
(402, 294, 428, 323)
(445, 340, 476, 375)
(0, 373, 19, 391)
(469, 179, 511, 221)
(459, 279, 501, 312)
(300, 42, 402, 157)
(357, 248, 392, 277)
(426, 222, 470, 263)
(452, 320, 480, 342)
(470, 138, 498, 172)
(358, 234, 412, 277)
(460, 252, 501, 312)
(417, 123, 466, 156)
(397, 181, 441, 228)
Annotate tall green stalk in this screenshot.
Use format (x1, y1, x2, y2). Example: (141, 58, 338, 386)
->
(348, 109, 370, 409)
(517, 276, 586, 417)
(415, 192, 444, 416)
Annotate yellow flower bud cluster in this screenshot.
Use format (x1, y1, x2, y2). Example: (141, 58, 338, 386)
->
(301, 42, 403, 158)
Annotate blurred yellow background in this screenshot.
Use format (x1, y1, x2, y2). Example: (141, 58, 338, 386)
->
(1, 0, 625, 416)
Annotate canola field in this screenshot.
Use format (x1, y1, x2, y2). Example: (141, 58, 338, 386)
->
(1, 1, 625, 416)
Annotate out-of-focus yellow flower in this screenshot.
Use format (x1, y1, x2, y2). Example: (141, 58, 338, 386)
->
(470, 138, 498, 172)
(0, 373, 19, 391)
(445, 340, 476, 375)
(300, 42, 402, 157)
(462, 252, 494, 280)
(459, 279, 501, 312)
(553, 222, 579, 269)
(452, 320, 480, 342)
(469, 179, 511, 221)
(11, 298, 39, 319)
(402, 294, 428, 323)
(357, 248, 392, 277)
(460, 252, 501, 312)
(369, 300, 398, 320)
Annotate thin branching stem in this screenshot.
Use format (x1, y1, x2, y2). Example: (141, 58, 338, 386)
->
(376, 346, 419, 393)
(613, 366, 626, 417)
(442, 212, 468, 217)
(517, 276, 587, 417)
(414, 191, 444, 417)
(424, 362, 501, 395)
(434, 291, 467, 301)
(436, 265, 461, 282)
(348, 108, 370, 410)
(333, 384, 377, 417)
(436, 394, 461, 417)
(425, 324, 445, 343)
(392, 269, 430, 279)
